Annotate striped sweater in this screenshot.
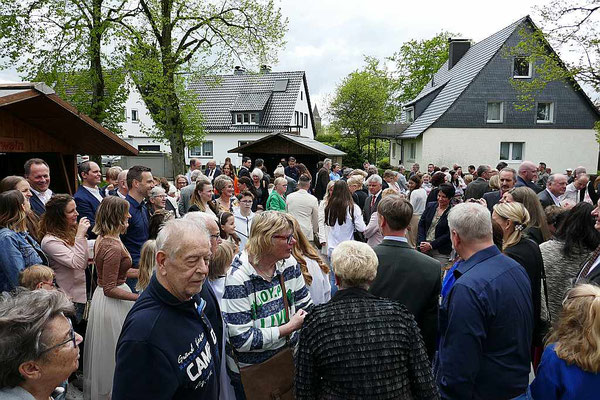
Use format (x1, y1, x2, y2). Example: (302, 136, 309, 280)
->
(222, 251, 313, 370)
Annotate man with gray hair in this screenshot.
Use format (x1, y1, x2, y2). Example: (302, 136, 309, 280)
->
(274, 165, 297, 195)
(363, 174, 383, 224)
(113, 219, 220, 399)
(436, 203, 533, 399)
(178, 169, 204, 216)
(109, 169, 129, 198)
(538, 173, 567, 208)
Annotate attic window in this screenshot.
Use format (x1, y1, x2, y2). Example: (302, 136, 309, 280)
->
(513, 57, 532, 78)
(273, 79, 288, 92)
(234, 112, 259, 125)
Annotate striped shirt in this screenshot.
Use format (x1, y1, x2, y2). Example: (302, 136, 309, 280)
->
(222, 251, 313, 371)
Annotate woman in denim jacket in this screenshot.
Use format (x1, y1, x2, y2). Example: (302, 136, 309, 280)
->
(0, 190, 46, 292)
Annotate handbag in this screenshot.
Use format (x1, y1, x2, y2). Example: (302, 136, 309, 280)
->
(237, 274, 295, 400)
(350, 206, 366, 242)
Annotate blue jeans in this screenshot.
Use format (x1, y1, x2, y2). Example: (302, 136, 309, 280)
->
(327, 248, 338, 297)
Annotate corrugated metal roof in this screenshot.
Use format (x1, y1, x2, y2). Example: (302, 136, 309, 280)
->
(399, 17, 527, 138)
(188, 71, 305, 128)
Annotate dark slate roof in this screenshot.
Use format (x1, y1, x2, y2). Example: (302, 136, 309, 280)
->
(188, 71, 306, 128)
(230, 91, 272, 112)
(228, 132, 346, 157)
(400, 16, 527, 138)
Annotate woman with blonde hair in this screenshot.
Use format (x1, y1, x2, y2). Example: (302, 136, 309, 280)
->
(214, 175, 238, 212)
(528, 284, 600, 398)
(289, 214, 331, 304)
(266, 177, 288, 211)
(503, 187, 552, 244)
(188, 177, 219, 217)
(84, 196, 138, 400)
(493, 202, 545, 357)
(136, 239, 156, 292)
(222, 211, 313, 399)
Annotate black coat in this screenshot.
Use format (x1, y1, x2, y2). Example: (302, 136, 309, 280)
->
(504, 237, 544, 345)
(352, 189, 368, 210)
(314, 168, 330, 201)
(483, 190, 502, 212)
(370, 239, 441, 361)
(417, 202, 452, 255)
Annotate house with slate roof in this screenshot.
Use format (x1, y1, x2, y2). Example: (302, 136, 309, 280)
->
(121, 66, 318, 166)
(390, 16, 600, 173)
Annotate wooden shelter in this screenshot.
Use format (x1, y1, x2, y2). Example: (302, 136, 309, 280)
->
(228, 132, 346, 175)
(0, 83, 137, 194)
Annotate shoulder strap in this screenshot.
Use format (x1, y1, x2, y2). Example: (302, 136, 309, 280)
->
(279, 272, 290, 323)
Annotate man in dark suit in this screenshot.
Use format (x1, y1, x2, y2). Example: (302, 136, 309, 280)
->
(24, 158, 52, 216)
(238, 156, 252, 179)
(515, 161, 543, 194)
(73, 161, 104, 238)
(204, 160, 221, 183)
(464, 165, 492, 200)
(284, 156, 299, 181)
(577, 199, 600, 284)
(538, 173, 567, 209)
(363, 174, 382, 224)
(109, 169, 129, 198)
(314, 159, 331, 201)
(483, 167, 516, 211)
(370, 195, 441, 361)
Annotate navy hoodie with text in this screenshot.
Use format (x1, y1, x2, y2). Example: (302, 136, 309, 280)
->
(112, 275, 220, 399)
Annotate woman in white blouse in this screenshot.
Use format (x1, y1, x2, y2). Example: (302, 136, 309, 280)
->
(407, 175, 428, 248)
(40, 194, 90, 323)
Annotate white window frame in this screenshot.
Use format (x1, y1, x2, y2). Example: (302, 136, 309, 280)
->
(188, 141, 214, 158)
(536, 102, 554, 124)
(409, 142, 416, 160)
(303, 113, 308, 129)
(131, 109, 139, 123)
(513, 56, 532, 78)
(486, 101, 504, 123)
(499, 142, 524, 161)
(234, 112, 258, 125)
(405, 107, 415, 123)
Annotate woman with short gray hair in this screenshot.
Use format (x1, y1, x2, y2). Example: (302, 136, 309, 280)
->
(296, 241, 438, 399)
(0, 289, 82, 399)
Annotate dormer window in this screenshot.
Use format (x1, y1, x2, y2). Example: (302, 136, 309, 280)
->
(234, 112, 259, 125)
(405, 107, 415, 123)
(513, 57, 532, 78)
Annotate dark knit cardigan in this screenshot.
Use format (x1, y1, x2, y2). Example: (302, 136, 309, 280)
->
(295, 287, 439, 400)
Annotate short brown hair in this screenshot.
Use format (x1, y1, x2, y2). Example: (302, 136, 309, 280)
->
(377, 195, 413, 230)
(0, 190, 27, 232)
(92, 196, 129, 236)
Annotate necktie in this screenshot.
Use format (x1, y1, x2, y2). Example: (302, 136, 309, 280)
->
(370, 195, 376, 210)
(577, 244, 600, 282)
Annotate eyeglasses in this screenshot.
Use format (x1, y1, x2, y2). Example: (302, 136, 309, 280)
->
(37, 318, 76, 356)
(210, 233, 220, 241)
(273, 234, 295, 244)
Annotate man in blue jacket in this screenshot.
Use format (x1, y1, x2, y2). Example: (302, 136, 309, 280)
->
(73, 161, 104, 238)
(113, 219, 220, 399)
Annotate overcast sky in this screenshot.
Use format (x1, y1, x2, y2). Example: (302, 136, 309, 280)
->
(0, 0, 565, 118)
(275, 0, 548, 118)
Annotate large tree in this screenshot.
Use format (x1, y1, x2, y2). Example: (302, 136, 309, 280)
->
(0, 0, 136, 134)
(118, 0, 287, 175)
(388, 31, 457, 105)
(328, 57, 397, 153)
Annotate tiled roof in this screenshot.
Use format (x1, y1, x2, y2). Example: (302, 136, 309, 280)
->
(400, 16, 528, 138)
(228, 132, 346, 157)
(188, 71, 306, 128)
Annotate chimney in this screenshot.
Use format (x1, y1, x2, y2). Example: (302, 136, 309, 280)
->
(260, 65, 271, 74)
(234, 66, 246, 75)
(448, 39, 471, 69)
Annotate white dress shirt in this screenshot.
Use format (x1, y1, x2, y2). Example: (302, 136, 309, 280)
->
(83, 185, 103, 203)
(327, 204, 366, 253)
(30, 187, 53, 204)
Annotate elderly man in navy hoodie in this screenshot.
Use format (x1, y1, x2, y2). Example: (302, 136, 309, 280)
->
(112, 219, 220, 399)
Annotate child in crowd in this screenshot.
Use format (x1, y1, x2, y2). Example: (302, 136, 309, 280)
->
(19, 264, 56, 291)
(136, 240, 157, 293)
(218, 211, 241, 252)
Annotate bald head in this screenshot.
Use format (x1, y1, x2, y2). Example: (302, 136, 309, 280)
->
(117, 169, 129, 195)
(546, 174, 567, 197)
(518, 161, 538, 182)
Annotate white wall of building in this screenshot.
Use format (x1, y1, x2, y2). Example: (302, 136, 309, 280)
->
(398, 127, 598, 174)
(292, 80, 314, 138)
(184, 132, 268, 166)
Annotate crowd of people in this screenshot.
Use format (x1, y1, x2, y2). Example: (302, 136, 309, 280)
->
(1, 154, 600, 400)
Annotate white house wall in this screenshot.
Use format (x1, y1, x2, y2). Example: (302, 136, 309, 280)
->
(292, 79, 314, 138)
(184, 132, 268, 166)
(409, 127, 598, 173)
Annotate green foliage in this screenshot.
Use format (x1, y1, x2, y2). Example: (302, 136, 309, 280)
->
(316, 125, 390, 169)
(328, 57, 397, 152)
(389, 31, 457, 104)
(119, 0, 288, 174)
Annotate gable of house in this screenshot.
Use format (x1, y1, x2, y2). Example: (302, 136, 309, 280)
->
(399, 16, 600, 139)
